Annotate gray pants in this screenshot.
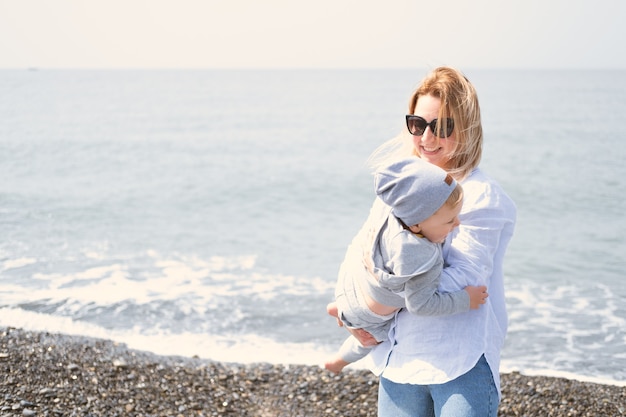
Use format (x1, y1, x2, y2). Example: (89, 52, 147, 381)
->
(335, 251, 395, 363)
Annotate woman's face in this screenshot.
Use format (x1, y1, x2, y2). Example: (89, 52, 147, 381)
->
(411, 94, 456, 170)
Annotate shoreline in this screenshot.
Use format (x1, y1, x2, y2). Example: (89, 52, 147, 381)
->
(2, 327, 624, 416)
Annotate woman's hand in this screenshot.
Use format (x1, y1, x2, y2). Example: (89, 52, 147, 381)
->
(345, 327, 379, 347)
(327, 301, 379, 347)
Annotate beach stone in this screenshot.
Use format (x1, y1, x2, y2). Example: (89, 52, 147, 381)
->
(1, 327, 625, 417)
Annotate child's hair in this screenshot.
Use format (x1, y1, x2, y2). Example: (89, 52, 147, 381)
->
(442, 178, 464, 211)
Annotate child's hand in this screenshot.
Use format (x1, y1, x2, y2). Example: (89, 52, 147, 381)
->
(465, 285, 488, 309)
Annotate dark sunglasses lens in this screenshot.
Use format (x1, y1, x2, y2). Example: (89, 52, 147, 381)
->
(443, 118, 454, 137)
(406, 116, 427, 135)
(435, 119, 454, 138)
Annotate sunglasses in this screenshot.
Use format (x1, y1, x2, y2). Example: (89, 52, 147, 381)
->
(405, 115, 454, 138)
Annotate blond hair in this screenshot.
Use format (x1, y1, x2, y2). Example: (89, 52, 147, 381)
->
(369, 67, 483, 181)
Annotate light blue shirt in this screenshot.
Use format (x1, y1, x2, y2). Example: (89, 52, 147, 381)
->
(363, 167, 517, 398)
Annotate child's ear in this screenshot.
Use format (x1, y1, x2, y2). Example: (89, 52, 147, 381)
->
(408, 224, 421, 234)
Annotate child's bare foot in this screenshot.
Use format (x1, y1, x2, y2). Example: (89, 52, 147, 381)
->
(327, 302, 343, 327)
(325, 357, 350, 374)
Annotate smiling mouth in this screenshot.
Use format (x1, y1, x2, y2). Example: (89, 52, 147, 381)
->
(421, 145, 440, 153)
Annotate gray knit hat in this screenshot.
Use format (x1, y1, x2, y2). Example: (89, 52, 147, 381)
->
(375, 157, 457, 226)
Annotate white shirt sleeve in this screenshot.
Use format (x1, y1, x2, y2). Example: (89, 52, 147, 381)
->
(438, 173, 516, 292)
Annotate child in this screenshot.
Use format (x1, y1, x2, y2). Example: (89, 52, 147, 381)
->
(325, 157, 488, 374)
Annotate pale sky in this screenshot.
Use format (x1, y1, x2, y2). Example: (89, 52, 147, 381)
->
(0, 0, 624, 69)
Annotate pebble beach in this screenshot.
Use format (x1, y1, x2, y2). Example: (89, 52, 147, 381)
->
(1, 327, 624, 417)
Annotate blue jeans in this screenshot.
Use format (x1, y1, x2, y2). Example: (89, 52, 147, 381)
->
(377, 355, 498, 417)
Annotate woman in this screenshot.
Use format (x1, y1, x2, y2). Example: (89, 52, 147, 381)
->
(356, 67, 517, 416)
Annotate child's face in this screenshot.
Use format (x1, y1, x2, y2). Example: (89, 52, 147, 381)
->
(410, 202, 462, 244)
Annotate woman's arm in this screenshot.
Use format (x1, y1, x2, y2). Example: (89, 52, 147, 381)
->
(438, 177, 516, 292)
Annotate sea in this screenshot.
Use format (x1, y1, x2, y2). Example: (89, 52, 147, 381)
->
(1, 68, 625, 387)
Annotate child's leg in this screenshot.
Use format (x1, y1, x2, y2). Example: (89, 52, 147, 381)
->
(325, 335, 372, 374)
(325, 355, 350, 374)
(326, 302, 350, 373)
